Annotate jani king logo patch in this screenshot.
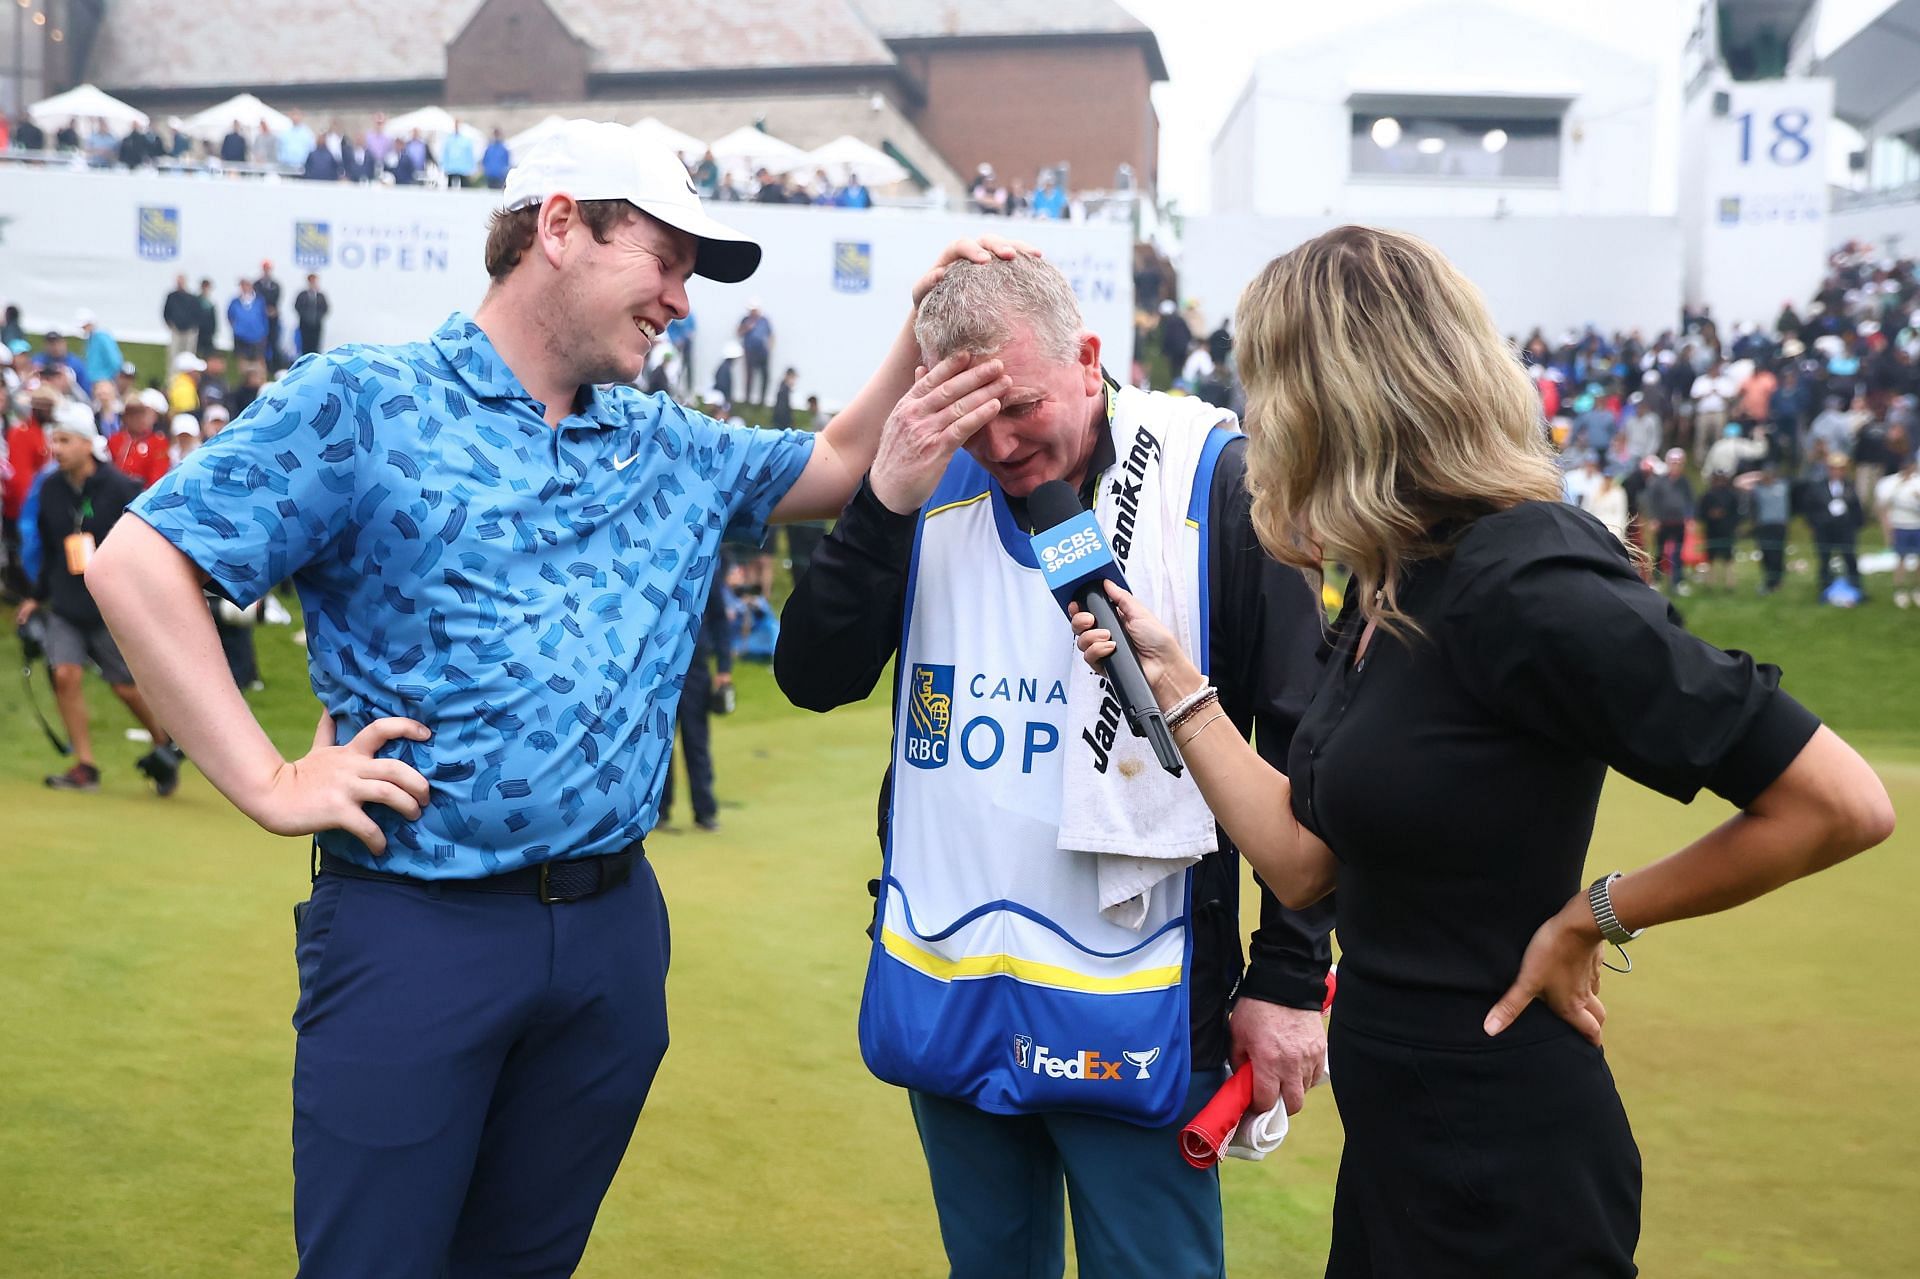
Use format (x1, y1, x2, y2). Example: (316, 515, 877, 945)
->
(904, 663, 953, 770)
(137, 207, 180, 261)
(833, 241, 872, 294)
(294, 221, 332, 270)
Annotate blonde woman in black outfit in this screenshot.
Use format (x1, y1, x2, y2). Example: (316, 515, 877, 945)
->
(1071, 226, 1894, 1278)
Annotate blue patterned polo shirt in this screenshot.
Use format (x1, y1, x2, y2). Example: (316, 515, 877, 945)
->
(132, 313, 814, 877)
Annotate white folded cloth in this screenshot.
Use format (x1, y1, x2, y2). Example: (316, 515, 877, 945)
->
(1225, 1064, 1329, 1162)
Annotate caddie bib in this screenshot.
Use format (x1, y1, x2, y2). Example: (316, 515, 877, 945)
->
(859, 389, 1235, 1125)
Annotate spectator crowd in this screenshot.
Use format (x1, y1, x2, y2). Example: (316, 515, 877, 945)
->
(2, 110, 1110, 216)
(1150, 241, 1920, 607)
(1, 109, 515, 188)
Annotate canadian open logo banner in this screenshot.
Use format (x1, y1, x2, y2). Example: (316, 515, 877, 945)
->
(295, 218, 455, 273)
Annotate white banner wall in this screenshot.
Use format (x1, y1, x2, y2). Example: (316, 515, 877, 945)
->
(1686, 77, 1833, 329)
(0, 168, 1134, 407)
(1179, 215, 1684, 341)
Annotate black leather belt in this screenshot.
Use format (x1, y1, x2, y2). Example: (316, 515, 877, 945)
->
(315, 842, 641, 904)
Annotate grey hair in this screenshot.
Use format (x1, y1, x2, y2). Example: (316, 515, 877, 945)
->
(913, 254, 1083, 366)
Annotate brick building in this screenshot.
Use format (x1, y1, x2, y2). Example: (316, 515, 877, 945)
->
(62, 0, 1165, 199)
(853, 0, 1165, 197)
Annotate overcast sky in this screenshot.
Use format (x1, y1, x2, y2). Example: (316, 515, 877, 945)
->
(1119, 0, 1699, 213)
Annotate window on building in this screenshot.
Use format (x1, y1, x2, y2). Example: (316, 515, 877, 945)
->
(1350, 113, 1562, 181)
(1870, 131, 1920, 193)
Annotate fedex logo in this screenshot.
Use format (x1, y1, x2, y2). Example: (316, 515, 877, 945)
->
(1012, 1036, 1160, 1081)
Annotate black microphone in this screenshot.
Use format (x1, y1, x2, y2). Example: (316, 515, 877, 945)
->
(1026, 480, 1183, 777)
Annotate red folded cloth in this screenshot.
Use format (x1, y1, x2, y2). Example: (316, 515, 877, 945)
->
(1180, 1063, 1254, 1170)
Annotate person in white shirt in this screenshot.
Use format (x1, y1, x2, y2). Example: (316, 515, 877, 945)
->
(1875, 456, 1920, 608)
(1690, 361, 1735, 464)
(1180, 344, 1215, 390)
(169, 414, 200, 464)
(1703, 422, 1766, 478)
(1581, 469, 1629, 543)
(1563, 453, 1603, 508)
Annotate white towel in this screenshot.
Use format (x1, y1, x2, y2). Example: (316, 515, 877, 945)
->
(1057, 388, 1230, 930)
(1225, 1064, 1330, 1162)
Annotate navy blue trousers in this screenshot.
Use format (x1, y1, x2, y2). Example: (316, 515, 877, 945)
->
(909, 1065, 1230, 1279)
(290, 860, 671, 1277)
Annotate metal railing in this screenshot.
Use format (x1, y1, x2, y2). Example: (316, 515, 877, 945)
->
(0, 147, 1151, 225)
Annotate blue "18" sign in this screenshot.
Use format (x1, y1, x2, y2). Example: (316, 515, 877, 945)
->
(1735, 110, 1812, 166)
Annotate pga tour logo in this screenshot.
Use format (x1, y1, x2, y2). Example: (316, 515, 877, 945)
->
(1013, 1035, 1160, 1081)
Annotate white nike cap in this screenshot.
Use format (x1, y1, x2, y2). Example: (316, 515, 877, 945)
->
(503, 119, 761, 284)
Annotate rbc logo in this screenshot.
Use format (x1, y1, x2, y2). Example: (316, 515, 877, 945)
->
(905, 664, 954, 770)
(137, 206, 180, 261)
(834, 240, 872, 294)
(294, 221, 332, 270)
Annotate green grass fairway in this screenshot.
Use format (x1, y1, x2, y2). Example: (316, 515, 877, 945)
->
(3, 574, 1917, 1276)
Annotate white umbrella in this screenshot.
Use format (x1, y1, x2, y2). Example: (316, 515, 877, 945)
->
(708, 125, 808, 175)
(507, 114, 570, 155)
(28, 83, 149, 130)
(631, 117, 705, 160)
(801, 135, 909, 188)
(181, 93, 291, 143)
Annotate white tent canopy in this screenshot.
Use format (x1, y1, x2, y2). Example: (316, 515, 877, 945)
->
(506, 114, 570, 155)
(181, 93, 291, 142)
(708, 125, 808, 175)
(27, 83, 149, 131)
(385, 106, 483, 145)
(631, 117, 705, 159)
(801, 135, 910, 188)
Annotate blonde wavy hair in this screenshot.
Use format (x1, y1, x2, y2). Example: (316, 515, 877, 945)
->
(1234, 226, 1562, 636)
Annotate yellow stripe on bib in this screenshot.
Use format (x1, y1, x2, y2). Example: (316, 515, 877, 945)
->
(880, 928, 1183, 994)
(924, 491, 993, 521)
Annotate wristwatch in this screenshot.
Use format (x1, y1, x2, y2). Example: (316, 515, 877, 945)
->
(1587, 872, 1643, 947)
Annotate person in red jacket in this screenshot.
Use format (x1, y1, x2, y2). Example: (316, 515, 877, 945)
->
(4, 386, 54, 595)
(107, 389, 172, 489)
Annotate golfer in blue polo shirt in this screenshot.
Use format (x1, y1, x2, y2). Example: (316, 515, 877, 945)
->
(88, 119, 1019, 1277)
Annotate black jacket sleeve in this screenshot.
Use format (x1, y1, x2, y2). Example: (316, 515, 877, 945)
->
(1207, 438, 1335, 1012)
(704, 585, 734, 676)
(773, 475, 918, 711)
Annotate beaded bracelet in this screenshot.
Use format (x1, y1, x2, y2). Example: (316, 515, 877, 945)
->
(1166, 685, 1220, 732)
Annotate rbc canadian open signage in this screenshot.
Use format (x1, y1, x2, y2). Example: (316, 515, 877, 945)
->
(137, 206, 180, 261)
(293, 221, 331, 270)
(1694, 77, 1831, 324)
(294, 219, 453, 273)
(834, 241, 872, 293)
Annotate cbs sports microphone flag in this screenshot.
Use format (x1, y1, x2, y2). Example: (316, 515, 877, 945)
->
(859, 386, 1236, 1125)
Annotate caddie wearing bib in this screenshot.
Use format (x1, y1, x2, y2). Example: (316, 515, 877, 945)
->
(776, 255, 1333, 1278)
